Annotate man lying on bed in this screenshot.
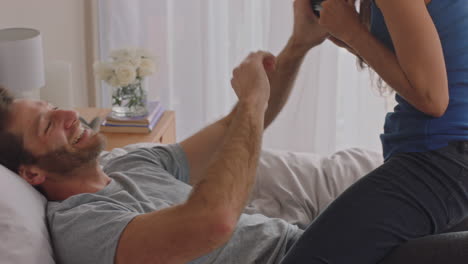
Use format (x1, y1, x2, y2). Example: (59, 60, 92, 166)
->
(0, 1, 329, 263)
(1, 0, 467, 263)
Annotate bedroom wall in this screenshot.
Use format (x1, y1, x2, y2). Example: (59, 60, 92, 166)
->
(0, 0, 96, 107)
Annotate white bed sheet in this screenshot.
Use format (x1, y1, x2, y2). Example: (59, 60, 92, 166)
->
(100, 144, 383, 229)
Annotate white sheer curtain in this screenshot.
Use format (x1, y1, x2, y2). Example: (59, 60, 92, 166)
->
(97, 0, 389, 155)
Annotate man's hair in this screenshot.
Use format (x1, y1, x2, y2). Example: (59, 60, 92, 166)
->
(0, 85, 13, 131)
(0, 86, 36, 173)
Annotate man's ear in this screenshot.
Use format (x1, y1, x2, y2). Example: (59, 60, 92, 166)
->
(18, 165, 46, 186)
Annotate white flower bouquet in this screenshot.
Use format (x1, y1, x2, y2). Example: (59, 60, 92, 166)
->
(94, 48, 156, 118)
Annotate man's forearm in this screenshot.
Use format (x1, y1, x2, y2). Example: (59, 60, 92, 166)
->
(264, 38, 315, 129)
(187, 102, 265, 227)
(180, 107, 236, 186)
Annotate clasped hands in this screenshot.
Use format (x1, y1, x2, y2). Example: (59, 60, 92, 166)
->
(293, 0, 367, 56)
(230, 0, 368, 105)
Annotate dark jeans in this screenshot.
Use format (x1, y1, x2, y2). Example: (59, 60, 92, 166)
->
(281, 142, 468, 264)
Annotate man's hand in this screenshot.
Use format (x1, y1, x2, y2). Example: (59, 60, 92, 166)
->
(290, 0, 329, 52)
(231, 51, 276, 109)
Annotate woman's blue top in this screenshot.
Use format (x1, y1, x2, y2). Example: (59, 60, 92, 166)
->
(371, 0, 468, 160)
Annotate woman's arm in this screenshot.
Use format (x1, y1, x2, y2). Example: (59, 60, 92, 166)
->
(321, 0, 448, 117)
(264, 0, 329, 128)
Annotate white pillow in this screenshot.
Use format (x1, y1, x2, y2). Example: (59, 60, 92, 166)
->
(0, 165, 55, 264)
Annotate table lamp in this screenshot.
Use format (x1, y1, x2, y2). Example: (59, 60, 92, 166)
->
(0, 28, 45, 99)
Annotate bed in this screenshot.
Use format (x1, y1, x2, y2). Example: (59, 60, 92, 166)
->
(1, 144, 467, 263)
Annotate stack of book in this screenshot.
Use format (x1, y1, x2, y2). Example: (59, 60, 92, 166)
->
(100, 101, 165, 133)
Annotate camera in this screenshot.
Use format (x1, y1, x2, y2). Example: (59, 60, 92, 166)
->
(310, 0, 325, 17)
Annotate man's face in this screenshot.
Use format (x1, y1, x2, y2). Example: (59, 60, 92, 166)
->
(7, 99, 105, 174)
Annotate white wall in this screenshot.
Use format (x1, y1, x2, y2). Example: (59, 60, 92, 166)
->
(0, 0, 93, 107)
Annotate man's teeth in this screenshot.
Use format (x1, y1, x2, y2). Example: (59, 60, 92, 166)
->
(72, 129, 85, 145)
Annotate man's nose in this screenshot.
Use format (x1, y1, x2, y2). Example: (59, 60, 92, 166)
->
(51, 109, 80, 129)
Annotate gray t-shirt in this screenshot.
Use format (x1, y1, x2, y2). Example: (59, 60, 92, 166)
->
(47, 144, 302, 264)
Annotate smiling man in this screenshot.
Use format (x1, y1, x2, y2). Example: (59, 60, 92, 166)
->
(3, 99, 108, 200)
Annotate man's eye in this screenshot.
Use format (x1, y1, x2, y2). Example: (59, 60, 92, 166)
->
(45, 121, 52, 134)
(44, 107, 58, 134)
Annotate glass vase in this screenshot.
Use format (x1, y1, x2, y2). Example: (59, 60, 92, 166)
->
(110, 79, 148, 119)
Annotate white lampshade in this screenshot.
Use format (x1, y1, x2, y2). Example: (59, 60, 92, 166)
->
(0, 28, 45, 99)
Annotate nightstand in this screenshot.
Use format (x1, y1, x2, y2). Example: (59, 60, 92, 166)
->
(76, 108, 176, 150)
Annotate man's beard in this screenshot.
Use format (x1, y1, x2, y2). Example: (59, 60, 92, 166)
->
(35, 133, 106, 174)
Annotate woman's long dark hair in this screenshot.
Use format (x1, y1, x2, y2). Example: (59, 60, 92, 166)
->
(358, 0, 391, 95)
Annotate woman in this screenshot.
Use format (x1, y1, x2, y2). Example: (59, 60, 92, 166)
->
(281, 0, 468, 263)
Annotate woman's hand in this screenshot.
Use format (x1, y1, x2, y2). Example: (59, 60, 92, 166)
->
(290, 0, 330, 51)
(319, 0, 366, 44)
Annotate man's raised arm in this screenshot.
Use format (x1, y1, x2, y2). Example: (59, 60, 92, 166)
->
(115, 52, 273, 264)
(181, 0, 328, 185)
